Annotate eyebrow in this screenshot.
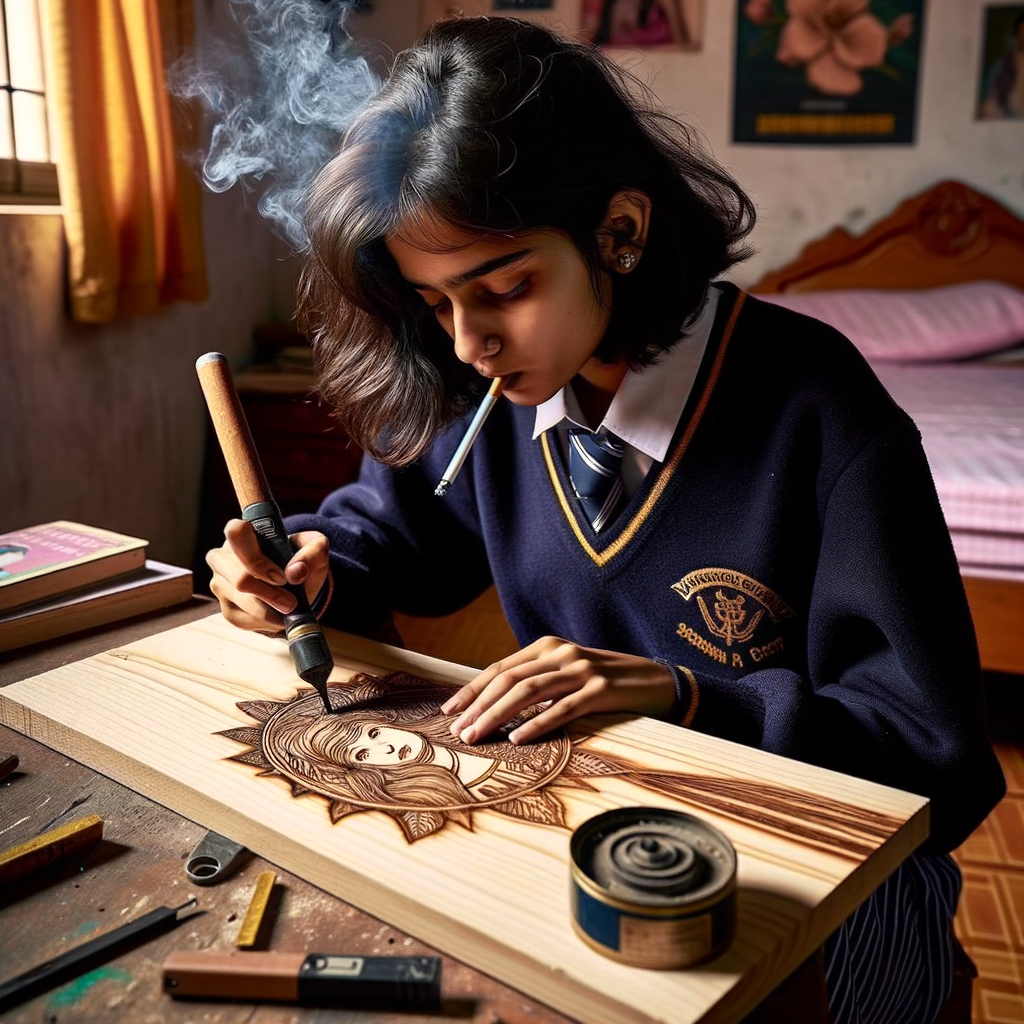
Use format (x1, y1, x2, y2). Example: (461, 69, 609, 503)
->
(409, 247, 536, 291)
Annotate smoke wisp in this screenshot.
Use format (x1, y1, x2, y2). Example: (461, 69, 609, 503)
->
(171, 0, 382, 249)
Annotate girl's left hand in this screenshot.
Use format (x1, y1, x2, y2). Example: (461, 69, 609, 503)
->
(440, 636, 676, 745)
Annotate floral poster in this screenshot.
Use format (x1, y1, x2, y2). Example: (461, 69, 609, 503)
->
(733, 0, 924, 145)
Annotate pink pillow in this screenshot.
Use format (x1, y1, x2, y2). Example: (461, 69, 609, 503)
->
(756, 281, 1024, 361)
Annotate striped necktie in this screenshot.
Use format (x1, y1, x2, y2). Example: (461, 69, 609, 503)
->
(568, 427, 626, 532)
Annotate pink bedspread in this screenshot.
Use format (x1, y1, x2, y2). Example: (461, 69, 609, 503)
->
(871, 362, 1024, 573)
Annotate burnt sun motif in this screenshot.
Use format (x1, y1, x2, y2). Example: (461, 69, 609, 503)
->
(220, 672, 601, 842)
(219, 671, 900, 853)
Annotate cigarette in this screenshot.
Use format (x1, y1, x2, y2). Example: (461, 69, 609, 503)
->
(434, 377, 504, 497)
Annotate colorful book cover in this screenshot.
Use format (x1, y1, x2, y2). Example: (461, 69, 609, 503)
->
(0, 522, 148, 611)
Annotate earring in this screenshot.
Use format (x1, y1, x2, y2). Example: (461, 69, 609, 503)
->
(617, 250, 638, 271)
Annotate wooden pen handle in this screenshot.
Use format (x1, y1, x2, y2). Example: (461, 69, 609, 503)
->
(196, 353, 272, 509)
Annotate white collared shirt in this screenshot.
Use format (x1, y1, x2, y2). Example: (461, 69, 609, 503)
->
(533, 287, 719, 497)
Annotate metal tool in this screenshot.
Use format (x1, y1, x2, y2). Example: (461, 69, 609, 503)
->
(185, 830, 248, 886)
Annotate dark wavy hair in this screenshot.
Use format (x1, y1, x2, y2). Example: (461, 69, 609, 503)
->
(297, 15, 755, 466)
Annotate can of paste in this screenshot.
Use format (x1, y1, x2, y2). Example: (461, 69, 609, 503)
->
(569, 807, 737, 969)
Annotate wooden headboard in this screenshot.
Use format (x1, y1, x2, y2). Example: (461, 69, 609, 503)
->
(751, 179, 1024, 678)
(751, 180, 1024, 295)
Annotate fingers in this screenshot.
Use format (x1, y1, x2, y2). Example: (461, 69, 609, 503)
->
(285, 532, 330, 595)
(208, 571, 286, 633)
(441, 638, 675, 746)
(206, 520, 295, 615)
(439, 639, 560, 721)
(459, 660, 594, 745)
(205, 521, 330, 632)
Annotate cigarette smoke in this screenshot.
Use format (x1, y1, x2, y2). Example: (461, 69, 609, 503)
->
(170, 0, 382, 249)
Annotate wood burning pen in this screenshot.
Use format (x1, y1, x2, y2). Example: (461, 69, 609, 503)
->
(434, 376, 503, 497)
(163, 950, 442, 1010)
(196, 353, 334, 712)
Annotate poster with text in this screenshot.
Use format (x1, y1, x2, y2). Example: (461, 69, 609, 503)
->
(733, 1, 924, 145)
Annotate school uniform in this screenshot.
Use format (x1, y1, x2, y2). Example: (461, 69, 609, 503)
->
(288, 282, 1005, 1024)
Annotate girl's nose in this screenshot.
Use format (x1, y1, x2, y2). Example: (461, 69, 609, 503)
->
(451, 306, 500, 364)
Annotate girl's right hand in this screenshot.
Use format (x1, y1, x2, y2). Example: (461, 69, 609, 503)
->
(205, 519, 331, 634)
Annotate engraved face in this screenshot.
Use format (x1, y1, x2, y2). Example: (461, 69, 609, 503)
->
(220, 673, 574, 841)
(256, 689, 569, 811)
(345, 724, 428, 766)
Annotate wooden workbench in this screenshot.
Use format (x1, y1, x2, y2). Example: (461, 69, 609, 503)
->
(0, 602, 589, 1024)
(0, 602, 908, 1024)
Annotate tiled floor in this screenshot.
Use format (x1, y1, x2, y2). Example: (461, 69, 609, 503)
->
(952, 673, 1024, 1024)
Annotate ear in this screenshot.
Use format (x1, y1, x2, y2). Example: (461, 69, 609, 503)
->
(598, 190, 652, 274)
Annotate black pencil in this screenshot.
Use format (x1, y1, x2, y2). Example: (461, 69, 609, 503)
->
(0, 899, 200, 1012)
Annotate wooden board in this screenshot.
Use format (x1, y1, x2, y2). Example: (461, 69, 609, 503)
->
(0, 613, 928, 1024)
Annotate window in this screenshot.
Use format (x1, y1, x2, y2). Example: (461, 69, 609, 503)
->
(0, 0, 58, 203)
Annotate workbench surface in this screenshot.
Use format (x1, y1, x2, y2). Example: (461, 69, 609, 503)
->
(1, 602, 578, 1024)
(1, 602, 839, 1024)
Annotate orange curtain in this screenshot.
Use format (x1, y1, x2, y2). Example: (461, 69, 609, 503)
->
(45, 0, 208, 323)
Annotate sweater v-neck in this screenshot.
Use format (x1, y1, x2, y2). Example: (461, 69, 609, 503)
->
(541, 286, 747, 566)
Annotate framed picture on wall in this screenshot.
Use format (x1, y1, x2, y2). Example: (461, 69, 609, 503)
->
(733, 1, 924, 145)
(420, 0, 566, 32)
(580, 0, 704, 48)
(419, 0, 705, 49)
(976, 4, 1024, 119)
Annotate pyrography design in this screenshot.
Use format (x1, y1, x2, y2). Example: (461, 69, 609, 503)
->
(220, 672, 902, 850)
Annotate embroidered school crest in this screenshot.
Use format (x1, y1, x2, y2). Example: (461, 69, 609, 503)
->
(671, 567, 795, 670)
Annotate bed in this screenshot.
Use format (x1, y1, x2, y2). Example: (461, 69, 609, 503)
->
(751, 179, 1024, 677)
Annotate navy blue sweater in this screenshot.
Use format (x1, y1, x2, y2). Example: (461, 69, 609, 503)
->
(288, 285, 1005, 853)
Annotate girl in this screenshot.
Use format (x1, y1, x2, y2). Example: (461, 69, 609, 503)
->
(207, 16, 1004, 1023)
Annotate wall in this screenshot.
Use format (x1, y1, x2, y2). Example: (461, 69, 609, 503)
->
(0, 0, 295, 568)
(628, 0, 1024, 285)
(362, 0, 1024, 285)
(0, 192, 289, 568)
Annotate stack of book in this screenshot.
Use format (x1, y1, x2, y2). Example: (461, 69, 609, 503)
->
(0, 521, 193, 653)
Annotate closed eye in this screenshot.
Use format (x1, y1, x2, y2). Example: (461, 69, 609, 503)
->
(487, 278, 531, 303)
(419, 277, 531, 313)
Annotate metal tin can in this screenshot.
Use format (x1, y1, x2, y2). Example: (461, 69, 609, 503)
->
(569, 807, 737, 969)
